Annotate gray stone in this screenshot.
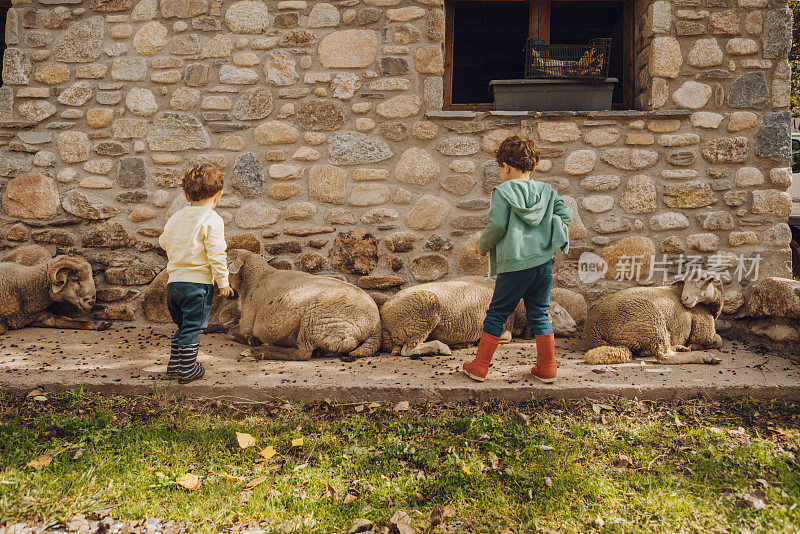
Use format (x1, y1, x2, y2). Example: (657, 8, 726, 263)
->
(0, 86, 13, 120)
(666, 151, 696, 166)
(328, 132, 393, 165)
(649, 212, 690, 231)
(53, 16, 104, 62)
(754, 111, 791, 163)
(93, 142, 129, 156)
(380, 57, 409, 76)
(235, 201, 280, 229)
(232, 88, 273, 120)
(763, 223, 792, 247)
(111, 57, 148, 81)
(481, 159, 500, 193)
(147, 112, 211, 151)
(579, 175, 620, 192)
(5, 8, 18, 45)
(117, 157, 147, 188)
(2, 48, 31, 85)
(763, 8, 792, 59)
(697, 211, 735, 230)
(96, 91, 122, 105)
(296, 100, 345, 131)
(358, 8, 381, 25)
(591, 216, 632, 234)
(331, 73, 361, 100)
(437, 136, 479, 156)
(600, 148, 658, 170)
(161, 0, 208, 18)
(728, 72, 769, 109)
(231, 152, 264, 197)
(61, 189, 119, 220)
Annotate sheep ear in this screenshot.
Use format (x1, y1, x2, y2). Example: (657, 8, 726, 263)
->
(670, 275, 686, 287)
(48, 256, 83, 293)
(228, 256, 245, 275)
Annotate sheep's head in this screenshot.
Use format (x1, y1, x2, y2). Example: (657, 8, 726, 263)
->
(672, 269, 729, 317)
(226, 248, 250, 291)
(549, 301, 577, 336)
(47, 255, 96, 311)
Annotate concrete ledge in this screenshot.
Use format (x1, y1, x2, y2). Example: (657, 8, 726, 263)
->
(1, 328, 798, 403)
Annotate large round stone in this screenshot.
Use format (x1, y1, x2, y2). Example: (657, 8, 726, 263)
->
(563, 150, 596, 175)
(160, 0, 208, 18)
(318, 30, 377, 68)
(308, 164, 347, 204)
(147, 112, 210, 151)
(457, 232, 489, 276)
(57, 131, 90, 163)
(133, 21, 167, 55)
(125, 87, 158, 116)
(3, 173, 59, 219)
(618, 174, 657, 214)
(649, 36, 682, 78)
(601, 236, 655, 280)
(225, 1, 270, 34)
(231, 152, 265, 197)
(410, 253, 450, 282)
(328, 132, 393, 165)
(600, 148, 658, 170)
(254, 120, 299, 145)
(672, 81, 712, 109)
(375, 94, 421, 119)
(308, 2, 340, 27)
(57, 81, 94, 106)
(61, 189, 118, 220)
(231, 88, 272, 121)
(405, 194, 449, 230)
(235, 201, 280, 229)
(687, 38, 723, 67)
(395, 147, 440, 185)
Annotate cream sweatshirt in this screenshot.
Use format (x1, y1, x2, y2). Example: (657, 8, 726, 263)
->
(159, 206, 229, 288)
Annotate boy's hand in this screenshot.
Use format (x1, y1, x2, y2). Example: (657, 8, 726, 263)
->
(218, 286, 235, 299)
(475, 244, 486, 256)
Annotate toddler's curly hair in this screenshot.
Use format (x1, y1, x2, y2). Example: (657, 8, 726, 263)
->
(494, 134, 540, 173)
(182, 163, 224, 202)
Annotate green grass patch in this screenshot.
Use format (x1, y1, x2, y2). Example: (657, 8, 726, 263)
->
(1, 391, 799, 533)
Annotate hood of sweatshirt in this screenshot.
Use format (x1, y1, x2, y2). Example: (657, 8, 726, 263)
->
(493, 179, 557, 227)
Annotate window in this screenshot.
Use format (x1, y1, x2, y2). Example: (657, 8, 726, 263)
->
(444, 0, 634, 110)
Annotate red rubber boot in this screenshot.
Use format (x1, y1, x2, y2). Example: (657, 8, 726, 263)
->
(531, 333, 557, 383)
(462, 331, 502, 382)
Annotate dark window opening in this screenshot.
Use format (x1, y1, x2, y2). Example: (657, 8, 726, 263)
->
(550, 1, 625, 105)
(451, 1, 529, 105)
(791, 139, 800, 174)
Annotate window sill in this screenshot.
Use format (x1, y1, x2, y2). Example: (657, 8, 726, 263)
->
(427, 109, 693, 119)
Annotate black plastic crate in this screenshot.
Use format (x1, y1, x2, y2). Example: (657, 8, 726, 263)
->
(525, 38, 611, 79)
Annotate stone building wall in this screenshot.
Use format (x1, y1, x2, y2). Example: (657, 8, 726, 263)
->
(0, 0, 793, 323)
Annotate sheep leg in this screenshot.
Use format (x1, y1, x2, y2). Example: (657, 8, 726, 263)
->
(239, 344, 312, 361)
(31, 313, 111, 331)
(657, 350, 722, 365)
(400, 340, 452, 357)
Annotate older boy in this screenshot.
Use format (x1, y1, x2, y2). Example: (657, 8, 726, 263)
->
(462, 135, 573, 383)
(159, 163, 233, 383)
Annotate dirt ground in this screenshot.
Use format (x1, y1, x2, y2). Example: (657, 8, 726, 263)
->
(0, 326, 798, 402)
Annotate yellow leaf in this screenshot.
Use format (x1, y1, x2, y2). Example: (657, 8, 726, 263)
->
(221, 473, 244, 483)
(236, 432, 256, 449)
(461, 465, 471, 475)
(177, 473, 200, 491)
(291, 437, 304, 447)
(245, 475, 268, 489)
(26, 455, 52, 469)
(259, 446, 276, 460)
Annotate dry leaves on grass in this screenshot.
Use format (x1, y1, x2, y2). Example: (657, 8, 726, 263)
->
(390, 510, 415, 534)
(177, 473, 201, 491)
(236, 432, 257, 449)
(245, 476, 268, 489)
(26, 455, 52, 469)
(291, 437, 304, 447)
(259, 446, 276, 460)
(220, 473, 245, 483)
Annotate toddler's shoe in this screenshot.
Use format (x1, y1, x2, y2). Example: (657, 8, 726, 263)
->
(531, 333, 556, 383)
(166, 340, 181, 379)
(462, 331, 501, 382)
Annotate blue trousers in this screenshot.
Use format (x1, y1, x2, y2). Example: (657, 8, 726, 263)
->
(483, 261, 553, 338)
(167, 282, 214, 345)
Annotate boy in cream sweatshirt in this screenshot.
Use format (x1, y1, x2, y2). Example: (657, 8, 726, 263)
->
(159, 163, 233, 383)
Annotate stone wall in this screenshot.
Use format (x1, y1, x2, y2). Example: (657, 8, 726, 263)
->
(0, 0, 793, 323)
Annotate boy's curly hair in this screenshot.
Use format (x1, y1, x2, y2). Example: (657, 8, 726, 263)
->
(494, 134, 540, 173)
(182, 163, 224, 202)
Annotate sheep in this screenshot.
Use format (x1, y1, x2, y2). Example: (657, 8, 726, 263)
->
(227, 249, 382, 361)
(379, 276, 577, 357)
(0, 247, 109, 334)
(584, 270, 726, 365)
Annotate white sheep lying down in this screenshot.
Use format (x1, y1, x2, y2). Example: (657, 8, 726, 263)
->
(584, 270, 726, 365)
(227, 249, 382, 361)
(379, 276, 577, 357)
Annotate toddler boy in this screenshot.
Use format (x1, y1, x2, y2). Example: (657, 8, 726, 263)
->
(159, 163, 233, 383)
(462, 135, 572, 383)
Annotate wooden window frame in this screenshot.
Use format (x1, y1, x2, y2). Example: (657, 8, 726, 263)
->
(443, 0, 635, 111)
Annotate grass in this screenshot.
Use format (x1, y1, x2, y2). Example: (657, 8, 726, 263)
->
(1, 391, 799, 533)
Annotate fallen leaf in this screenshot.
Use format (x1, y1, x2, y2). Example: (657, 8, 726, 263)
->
(321, 483, 336, 500)
(293, 463, 308, 472)
(354, 405, 365, 413)
(441, 504, 456, 518)
(390, 510, 415, 534)
(543, 477, 553, 487)
(177, 473, 200, 491)
(26, 455, 52, 469)
(394, 401, 410, 412)
(72, 449, 84, 460)
(742, 489, 768, 510)
(343, 492, 358, 503)
(461, 465, 471, 475)
(595, 514, 605, 527)
(245, 476, 268, 489)
(367, 402, 381, 409)
(259, 446, 276, 460)
(221, 473, 245, 483)
(236, 432, 256, 449)
(291, 437, 304, 447)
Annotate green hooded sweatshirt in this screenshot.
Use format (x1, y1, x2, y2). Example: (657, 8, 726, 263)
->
(478, 179, 573, 276)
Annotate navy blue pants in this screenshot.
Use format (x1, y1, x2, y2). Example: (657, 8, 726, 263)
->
(167, 282, 214, 345)
(483, 261, 553, 338)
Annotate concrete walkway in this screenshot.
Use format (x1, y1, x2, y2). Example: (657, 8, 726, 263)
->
(0, 327, 798, 402)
